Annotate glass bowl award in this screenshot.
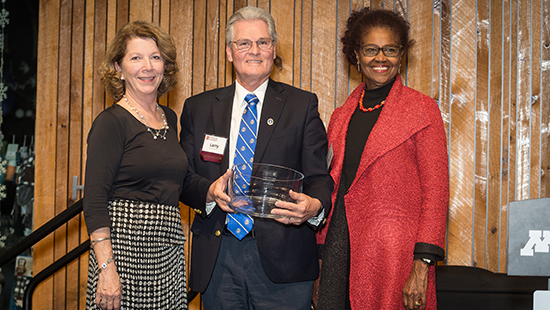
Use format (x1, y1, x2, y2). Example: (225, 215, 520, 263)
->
(229, 163, 305, 218)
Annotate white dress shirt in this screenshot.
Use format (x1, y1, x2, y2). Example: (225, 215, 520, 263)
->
(205, 79, 268, 216)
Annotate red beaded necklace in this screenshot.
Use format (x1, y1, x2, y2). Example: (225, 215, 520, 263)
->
(358, 89, 386, 112)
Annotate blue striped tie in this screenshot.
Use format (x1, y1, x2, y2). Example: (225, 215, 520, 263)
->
(227, 93, 258, 240)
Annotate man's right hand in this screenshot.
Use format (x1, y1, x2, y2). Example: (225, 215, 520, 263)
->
(206, 169, 233, 212)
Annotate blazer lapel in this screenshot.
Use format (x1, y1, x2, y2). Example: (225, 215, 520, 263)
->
(212, 84, 235, 172)
(254, 80, 285, 163)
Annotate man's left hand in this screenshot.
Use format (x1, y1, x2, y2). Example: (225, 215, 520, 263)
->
(271, 190, 322, 225)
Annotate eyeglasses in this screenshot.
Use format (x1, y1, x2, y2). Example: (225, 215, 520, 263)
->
(230, 38, 274, 52)
(360, 44, 402, 57)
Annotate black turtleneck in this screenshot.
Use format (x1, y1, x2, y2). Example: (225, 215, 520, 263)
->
(342, 78, 395, 190)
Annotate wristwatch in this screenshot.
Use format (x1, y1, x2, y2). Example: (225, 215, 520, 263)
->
(316, 206, 324, 217)
(421, 257, 434, 265)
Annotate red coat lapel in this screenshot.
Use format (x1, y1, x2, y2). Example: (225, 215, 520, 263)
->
(352, 77, 431, 190)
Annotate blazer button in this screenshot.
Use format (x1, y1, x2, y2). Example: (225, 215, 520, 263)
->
(215, 230, 221, 237)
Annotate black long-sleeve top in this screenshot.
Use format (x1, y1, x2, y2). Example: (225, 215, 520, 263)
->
(83, 104, 188, 234)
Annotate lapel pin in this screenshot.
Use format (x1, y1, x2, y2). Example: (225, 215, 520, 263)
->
(267, 118, 274, 126)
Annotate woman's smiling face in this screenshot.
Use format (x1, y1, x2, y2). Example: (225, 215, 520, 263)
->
(356, 27, 403, 89)
(115, 37, 165, 100)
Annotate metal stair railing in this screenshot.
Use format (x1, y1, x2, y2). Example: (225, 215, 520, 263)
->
(23, 239, 90, 309)
(0, 198, 198, 309)
(0, 199, 85, 310)
(0, 199, 83, 268)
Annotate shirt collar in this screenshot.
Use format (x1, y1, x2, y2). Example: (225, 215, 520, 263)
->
(235, 79, 269, 108)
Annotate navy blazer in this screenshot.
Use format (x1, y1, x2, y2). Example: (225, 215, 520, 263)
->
(180, 79, 333, 293)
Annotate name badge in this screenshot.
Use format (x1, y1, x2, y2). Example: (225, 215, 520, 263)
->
(200, 134, 227, 163)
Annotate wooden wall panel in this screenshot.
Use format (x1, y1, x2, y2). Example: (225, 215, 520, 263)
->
(497, 0, 511, 273)
(431, 3, 441, 100)
(33, 0, 550, 308)
(156, 0, 169, 108)
(129, 0, 153, 21)
(348, 0, 364, 93)
(311, 0, 337, 123)
(487, 0, 504, 273)
(530, 0, 542, 200)
(224, 0, 235, 86)
(447, 0, 477, 266)
(516, 0, 532, 200)
(437, 2, 452, 262)
(541, 0, 550, 199)
(116, 0, 129, 27)
(35, 0, 60, 307)
(217, 0, 227, 88)
(291, 0, 303, 88)
(80, 0, 97, 305)
(192, 0, 207, 95)
(169, 0, 193, 111)
(474, 0, 490, 269)
(407, 0, 432, 96)
(439, 1, 452, 143)
(95, 0, 109, 119)
(505, 0, 519, 273)
(334, 0, 354, 112)
(299, 0, 313, 92)
(206, 0, 221, 90)
(66, 0, 86, 307)
(270, 0, 294, 85)
(370, 0, 385, 9)
(52, 0, 72, 307)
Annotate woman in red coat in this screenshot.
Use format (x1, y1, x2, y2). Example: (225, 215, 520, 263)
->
(316, 8, 449, 310)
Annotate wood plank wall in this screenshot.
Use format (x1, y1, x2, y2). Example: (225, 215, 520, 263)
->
(33, 0, 550, 309)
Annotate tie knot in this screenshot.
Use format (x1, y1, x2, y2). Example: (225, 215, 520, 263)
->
(245, 93, 259, 106)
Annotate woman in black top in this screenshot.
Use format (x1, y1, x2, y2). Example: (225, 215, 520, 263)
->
(83, 21, 188, 310)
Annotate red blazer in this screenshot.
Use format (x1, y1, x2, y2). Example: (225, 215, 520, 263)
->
(317, 77, 449, 309)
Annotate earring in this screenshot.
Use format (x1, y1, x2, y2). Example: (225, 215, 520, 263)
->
(120, 75, 125, 80)
(357, 61, 360, 71)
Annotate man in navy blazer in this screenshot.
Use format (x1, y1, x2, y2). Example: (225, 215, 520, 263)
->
(180, 6, 333, 309)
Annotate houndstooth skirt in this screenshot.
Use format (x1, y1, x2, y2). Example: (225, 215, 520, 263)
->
(86, 199, 187, 309)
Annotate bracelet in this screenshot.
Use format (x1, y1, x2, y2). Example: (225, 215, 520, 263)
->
(96, 255, 115, 275)
(90, 237, 111, 247)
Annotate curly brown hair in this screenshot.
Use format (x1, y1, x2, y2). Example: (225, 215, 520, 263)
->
(341, 7, 414, 66)
(98, 20, 179, 102)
